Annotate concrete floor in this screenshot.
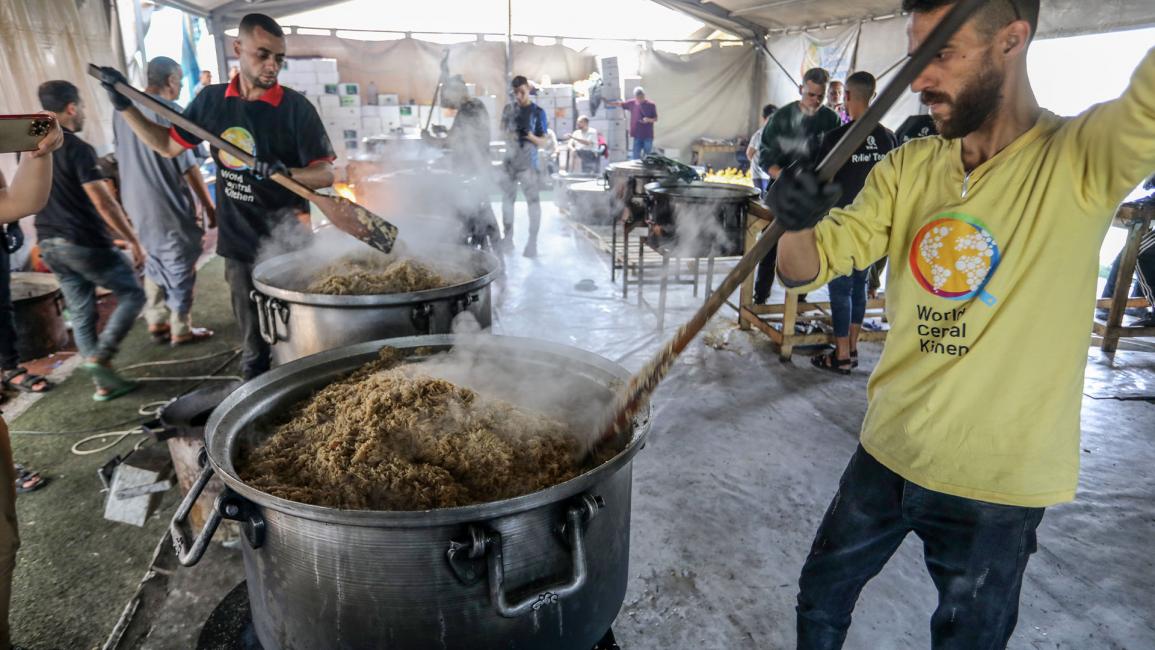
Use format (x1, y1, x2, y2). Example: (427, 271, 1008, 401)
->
(9, 199, 1155, 649)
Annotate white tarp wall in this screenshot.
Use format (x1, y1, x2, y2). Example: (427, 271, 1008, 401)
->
(639, 44, 766, 156)
(0, 0, 120, 155)
(284, 34, 597, 105)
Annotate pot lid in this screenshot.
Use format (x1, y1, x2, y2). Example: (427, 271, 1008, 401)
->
(645, 181, 760, 201)
(9, 272, 60, 301)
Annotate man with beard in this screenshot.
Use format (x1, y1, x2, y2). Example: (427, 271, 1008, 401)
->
(769, 0, 1155, 646)
(101, 13, 335, 380)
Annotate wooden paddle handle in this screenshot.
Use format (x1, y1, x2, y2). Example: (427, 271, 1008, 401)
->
(86, 64, 314, 203)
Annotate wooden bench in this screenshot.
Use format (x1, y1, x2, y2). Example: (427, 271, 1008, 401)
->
(1093, 199, 1155, 354)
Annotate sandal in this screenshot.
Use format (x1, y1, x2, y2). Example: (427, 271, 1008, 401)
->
(811, 350, 853, 375)
(850, 350, 859, 369)
(2, 367, 53, 394)
(83, 361, 138, 402)
(93, 380, 139, 402)
(14, 464, 48, 494)
(171, 327, 215, 346)
(149, 325, 171, 344)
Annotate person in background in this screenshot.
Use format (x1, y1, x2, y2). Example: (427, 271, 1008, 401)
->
(500, 74, 548, 258)
(825, 80, 849, 124)
(569, 115, 600, 174)
(36, 80, 146, 401)
(0, 112, 63, 647)
(608, 87, 658, 160)
(113, 56, 215, 347)
(746, 103, 778, 195)
(193, 70, 212, 97)
(1098, 174, 1155, 326)
(228, 66, 240, 83)
(102, 13, 336, 381)
(753, 67, 841, 305)
(809, 71, 896, 374)
(441, 74, 498, 248)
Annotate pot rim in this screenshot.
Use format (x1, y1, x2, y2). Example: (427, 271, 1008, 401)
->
(205, 334, 651, 527)
(644, 181, 760, 201)
(251, 246, 501, 307)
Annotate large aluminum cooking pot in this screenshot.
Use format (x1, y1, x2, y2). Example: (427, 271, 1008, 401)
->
(170, 335, 650, 650)
(604, 160, 678, 224)
(251, 246, 500, 365)
(644, 181, 760, 257)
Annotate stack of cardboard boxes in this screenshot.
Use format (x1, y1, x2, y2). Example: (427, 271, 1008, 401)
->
(590, 57, 629, 162)
(535, 84, 575, 138)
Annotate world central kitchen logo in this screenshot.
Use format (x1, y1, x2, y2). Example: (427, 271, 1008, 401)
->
(218, 126, 256, 171)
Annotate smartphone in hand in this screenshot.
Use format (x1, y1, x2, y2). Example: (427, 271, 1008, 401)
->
(0, 114, 56, 154)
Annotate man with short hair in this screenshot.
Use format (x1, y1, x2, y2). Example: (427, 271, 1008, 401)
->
(102, 13, 335, 380)
(114, 56, 216, 347)
(746, 103, 778, 194)
(193, 70, 212, 96)
(769, 0, 1154, 646)
(608, 87, 659, 160)
(753, 67, 841, 305)
(569, 115, 600, 174)
(825, 80, 848, 124)
(809, 71, 896, 374)
(36, 80, 146, 401)
(500, 75, 548, 257)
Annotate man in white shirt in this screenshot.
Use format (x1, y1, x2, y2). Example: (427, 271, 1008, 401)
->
(746, 103, 777, 194)
(569, 115, 599, 173)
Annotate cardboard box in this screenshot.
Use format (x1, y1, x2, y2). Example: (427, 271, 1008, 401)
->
(378, 94, 399, 106)
(399, 105, 418, 127)
(555, 117, 574, 135)
(332, 106, 361, 121)
(338, 83, 360, 96)
(380, 105, 402, 129)
(315, 59, 338, 74)
(318, 95, 341, 111)
(323, 84, 340, 95)
(339, 94, 360, 107)
(317, 71, 340, 85)
(361, 117, 383, 134)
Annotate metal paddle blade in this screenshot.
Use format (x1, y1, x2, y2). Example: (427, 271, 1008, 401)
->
(315, 193, 399, 254)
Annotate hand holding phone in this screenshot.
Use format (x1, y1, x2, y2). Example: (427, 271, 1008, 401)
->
(0, 113, 62, 156)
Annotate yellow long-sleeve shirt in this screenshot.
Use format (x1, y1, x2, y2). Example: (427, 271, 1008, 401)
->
(793, 48, 1155, 507)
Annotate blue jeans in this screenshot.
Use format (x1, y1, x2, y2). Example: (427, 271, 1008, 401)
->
(827, 269, 868, 338)
(39, 239, 145, 363)
(630, 137, 653, 160)
(797, 446, 1044, 650)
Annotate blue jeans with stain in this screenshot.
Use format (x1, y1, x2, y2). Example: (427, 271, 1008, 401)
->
(630, 137, 653, 160)
(39, 238, 145, 364)
(797, 445, 1045, 650)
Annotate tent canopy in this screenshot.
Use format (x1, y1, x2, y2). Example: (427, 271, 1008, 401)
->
(651, 0, 1155, 39)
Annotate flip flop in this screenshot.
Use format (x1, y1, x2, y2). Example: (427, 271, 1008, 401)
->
(811, 350, 853, 375)
(2, 367, 53, 394)
(14, 464, 49, 494)
(93, 380, 139, 402)
(171, 327, 215, 346)
(149, 327, 171, 344)
(83, 362, 136, 394)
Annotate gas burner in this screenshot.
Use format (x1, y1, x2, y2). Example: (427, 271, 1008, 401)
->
(198, 582, 621, 650)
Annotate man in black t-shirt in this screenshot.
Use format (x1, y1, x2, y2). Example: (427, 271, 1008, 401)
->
(34, 81, 146, 400)
(809, 71, 897, 374)
(102, 13, 335, 380)
(500, 75, 548, 257)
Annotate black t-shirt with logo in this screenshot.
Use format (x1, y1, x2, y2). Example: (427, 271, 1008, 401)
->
(35, 128, 113, 248)
(818, 122, 898, 209)
(170, 79, 334, 263)
(895, 114, 938, 145)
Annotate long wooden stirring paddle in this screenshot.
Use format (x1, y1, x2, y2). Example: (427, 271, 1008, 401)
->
(596, 0, 987, 447)
(87, 64, 399, 254)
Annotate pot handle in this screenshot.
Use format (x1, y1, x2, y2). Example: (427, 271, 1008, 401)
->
(456, 494, 601, 618)
(169, 450, 222, 567)
(251, 291, 289, 344)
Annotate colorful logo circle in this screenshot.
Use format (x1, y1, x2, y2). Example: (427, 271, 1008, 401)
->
(909, 213, 1000, 305)
(217, 126, 255, 171)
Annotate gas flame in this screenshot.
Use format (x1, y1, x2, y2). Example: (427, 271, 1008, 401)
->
(334, 182, 357, 202)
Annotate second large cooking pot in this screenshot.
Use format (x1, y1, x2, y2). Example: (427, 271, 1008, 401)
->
(250, 246, 500, 365)
(170, 335, 651, 650)
(644, 181, 760, 257)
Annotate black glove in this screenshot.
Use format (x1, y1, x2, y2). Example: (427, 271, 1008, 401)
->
(5, 223, 24, 255)
(98, 66, 132, 112)
(251, 155, 290, 181)
(765, 162, 842, 231)
(516, 128, 530, 141)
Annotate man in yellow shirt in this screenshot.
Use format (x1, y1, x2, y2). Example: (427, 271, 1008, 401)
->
(769, 0, 1155, 647)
